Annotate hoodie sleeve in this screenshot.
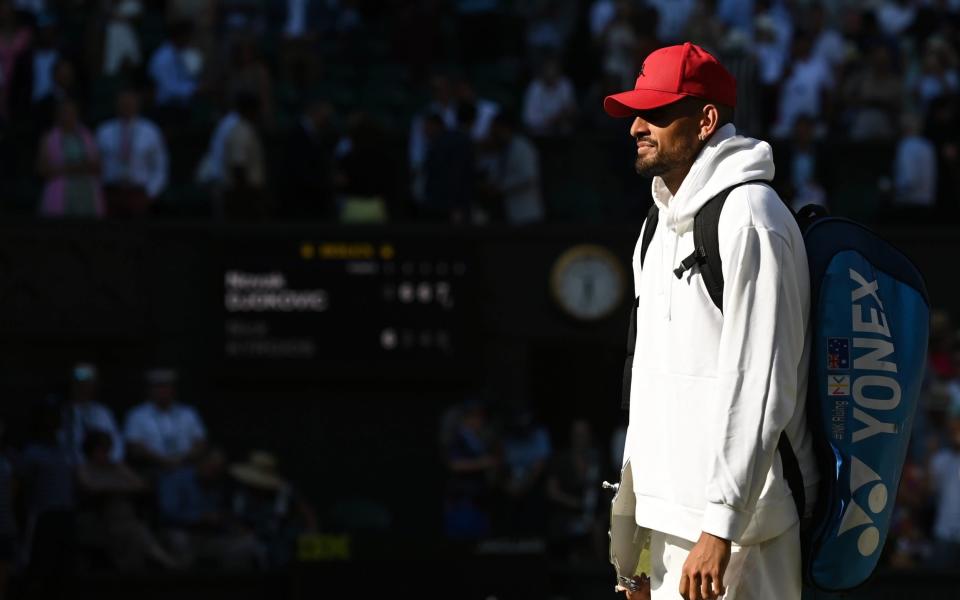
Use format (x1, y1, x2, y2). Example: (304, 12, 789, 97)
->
(700, 220, 808, 542)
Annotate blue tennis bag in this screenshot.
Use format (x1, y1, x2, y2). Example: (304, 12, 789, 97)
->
(799, 206, 929, 592)
(618, 184, 930, 593)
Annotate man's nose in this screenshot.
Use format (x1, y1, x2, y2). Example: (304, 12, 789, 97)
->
(630, 116, 649, 139)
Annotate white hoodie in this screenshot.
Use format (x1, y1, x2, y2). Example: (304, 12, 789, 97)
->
(623, 123, 819, 546)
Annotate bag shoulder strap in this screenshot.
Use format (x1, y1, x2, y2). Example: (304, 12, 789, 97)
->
(673, 179, 771, 312)
(639, 203, 659, 268)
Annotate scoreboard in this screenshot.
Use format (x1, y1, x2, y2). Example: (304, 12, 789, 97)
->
(218, 233, 478, 380)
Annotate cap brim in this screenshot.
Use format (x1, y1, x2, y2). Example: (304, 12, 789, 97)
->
(603, 89, 687, 118)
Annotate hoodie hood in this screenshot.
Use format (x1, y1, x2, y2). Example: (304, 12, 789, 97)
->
(651, 123, 775, 234)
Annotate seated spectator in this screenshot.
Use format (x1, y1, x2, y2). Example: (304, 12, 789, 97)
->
(29, 56, 78, 134)
(157, 448, 264, 569)
(228, 450, 317, 567)
(223, 36, 274, 131)
(483, 112, 544, 224)
(281, 98, 336, 219)
(772, 32, 834, 139)
(421, 103, 476, 223)
(890, 112, 937, 217)
(101, 0, 143, 76)
(36, 98, 105, 219)
(522, 57, 577, 137)
(123, 368, 207, 470)
(929, 415, 960, 570)
(148, 20, 201, 118)
(16, 397, 76, 574)
(440, 396, 499, 540)
(408, 74, 458, 204)
(96, 87, 169, 218)
(843, 44, 902, 141)
(221, 91, 268, 221)
(600, 0, 638, 90)
(914, 38, 959, 114)
(497, 406, 551, 535)
(546, 419, 603, 562)
(59, 362, 124, 464)
(774, 115, 827, 213)
(6, 11, 58, 116)
(76, 430, 180, 570)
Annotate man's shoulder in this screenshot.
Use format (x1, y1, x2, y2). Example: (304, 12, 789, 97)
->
(717, 180, 798, 240)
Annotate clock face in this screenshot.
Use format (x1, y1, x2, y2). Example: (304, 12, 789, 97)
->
(550, 245, 626, 321)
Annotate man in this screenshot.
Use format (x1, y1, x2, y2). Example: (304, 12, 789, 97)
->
(59, 362, 124, 463)
(96, 88, 169, 217)
(604, 43, 818, 600)
(123, 368, 207, 469)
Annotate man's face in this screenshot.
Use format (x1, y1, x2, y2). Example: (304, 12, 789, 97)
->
(629, 99, 703, 179)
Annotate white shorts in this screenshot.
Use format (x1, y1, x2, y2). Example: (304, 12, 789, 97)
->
(648, 522, 801, 600)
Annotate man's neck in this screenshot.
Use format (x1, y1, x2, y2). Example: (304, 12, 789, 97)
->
(662, 163, 694, 197)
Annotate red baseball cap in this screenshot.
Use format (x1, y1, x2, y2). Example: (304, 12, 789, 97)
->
(604, 42, 737, 118)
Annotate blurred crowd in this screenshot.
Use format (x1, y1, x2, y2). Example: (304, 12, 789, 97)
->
(0, 363, 316, 597)
(438, 309, 960, 573)
(0, 0, 956, 224)
(885, 308, 960, 572)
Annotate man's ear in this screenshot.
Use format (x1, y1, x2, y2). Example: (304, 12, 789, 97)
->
(699, 103, 721, 141)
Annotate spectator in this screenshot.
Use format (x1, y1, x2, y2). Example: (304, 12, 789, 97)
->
(929, 415, 960, 570)
(156, 448, 265, 569)
(101, 0, 142, 76)
(497, 406, 551, 534)
(223, 36, 274, 131)
(455, 79, 500, 143)
(12, 12, 58, 110)
(36, 98, 104, 219)
(441, 397, 499, 540)
(647, 0, 696, 44)
(96, 87, 169, 217)
(843, 44, 902, 141)
(877, 0, 917, 38)
(30, 57, 78, 133)
(808, 3, 847, 70)
(772, 32, 834, 139)
(123, 368, 207, 470)
(913, 38, 959, 114)
(59, 362, 124, 464)
(546, 419, 603, 562)
(600, 0, 638, 90)
(16, 398, 76, 573)
(408, 75, 457, 204)
(76, 430, 180, 570)
(0, 0, 30, 121)
(228, 450, 317, 567)
(522, 57, 577, 137)
(221, 91, 268, 221)
(683, 0, 727, 55)
(485, 112, 544, 224)
(281, 98, 336, 219)
(589, 0, 615, 42)
(421, 104, 476, 223)
(891, 112, 937, 217)
(775, 115, 827, 213)
(148, 20, 201, 117)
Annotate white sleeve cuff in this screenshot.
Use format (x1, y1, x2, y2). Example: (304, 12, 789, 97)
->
(702, 502, 751, 542)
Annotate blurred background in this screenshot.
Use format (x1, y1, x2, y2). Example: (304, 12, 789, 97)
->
(0, 0, 958, 599)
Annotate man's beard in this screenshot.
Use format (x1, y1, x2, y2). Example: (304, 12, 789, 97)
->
(634, 137, 697, 178)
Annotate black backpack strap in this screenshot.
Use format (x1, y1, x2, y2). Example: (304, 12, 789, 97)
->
(673, 179, 771, 312)
(622, 204, 660, 411)
(639, 203, 659, 267)
(778, 430, 806, 520)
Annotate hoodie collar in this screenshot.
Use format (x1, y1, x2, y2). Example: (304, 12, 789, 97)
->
(651, 123, 775, 234)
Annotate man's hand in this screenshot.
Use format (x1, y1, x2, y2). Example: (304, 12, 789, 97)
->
(679, 532, 731, 600)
